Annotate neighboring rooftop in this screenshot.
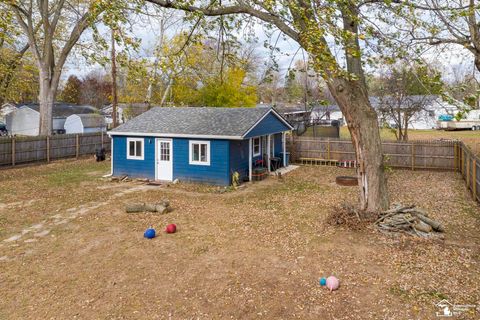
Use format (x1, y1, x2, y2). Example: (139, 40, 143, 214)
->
(18, 103, 97, 117)
(73, 114, 106, 128)
(110, 107, 286, 137)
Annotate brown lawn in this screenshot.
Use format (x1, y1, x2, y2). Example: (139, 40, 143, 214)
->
(0, 159, 479, 319)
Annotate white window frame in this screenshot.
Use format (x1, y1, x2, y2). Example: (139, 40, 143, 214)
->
(252, 137, 261, 157)
(189, 140, 210, 166)
(126, 137, 144, 160)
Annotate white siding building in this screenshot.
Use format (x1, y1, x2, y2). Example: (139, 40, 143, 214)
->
(64, 114, 106, 134)
(5, 103, 98, 136)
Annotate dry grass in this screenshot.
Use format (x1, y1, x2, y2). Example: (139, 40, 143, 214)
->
(0, 159, 479, 319)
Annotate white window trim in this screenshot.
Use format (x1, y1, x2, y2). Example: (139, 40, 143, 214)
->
(252, 137, 261, 157)
(189, 140, 211, 166)
(126, 137, 144, 160)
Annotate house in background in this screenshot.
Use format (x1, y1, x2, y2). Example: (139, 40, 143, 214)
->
(310, 104, 345, 126)
(371, 95, 460, 129)
(108, 107, 293, 185)
(273, 105, 311, 130)
(5, 103, 97, 136)
(101, 103, 150, 127)
(64, 114, 107, 134)
(307, 95, 461, 130)
(0, 103, 17, 122)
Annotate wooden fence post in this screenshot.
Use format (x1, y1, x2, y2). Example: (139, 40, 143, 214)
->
(46, 136, 50, 163)
(453, 143, 457, 171)
(76, 134, 79, 159)
(327, 139, 331, 160)
(473, 158, 477, 200)
(411, 142, 415, 170)
(466, 152, 470, 190)
(11, 137, 15, 166)
(461, 145, 464, 176)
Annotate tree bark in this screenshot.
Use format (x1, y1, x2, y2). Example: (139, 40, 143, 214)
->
(328, 77, 389, 212)
(38, 69, 59, 135)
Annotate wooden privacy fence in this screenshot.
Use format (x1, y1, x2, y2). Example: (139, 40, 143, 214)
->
(289, 136, 479, 204)
(0, 132, 110, 166)
(459, 143, 480, 204)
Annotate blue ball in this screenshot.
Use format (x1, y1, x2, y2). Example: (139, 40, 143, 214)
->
(319, 278, 327, 286)
(144, 228, 156, 239)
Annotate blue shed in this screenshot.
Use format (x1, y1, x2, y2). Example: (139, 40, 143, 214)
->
(108, 107, 293, 185)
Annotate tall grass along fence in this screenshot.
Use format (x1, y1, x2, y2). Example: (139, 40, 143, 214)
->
(0, 132, 110, 166)
(289, 136, 479, 204)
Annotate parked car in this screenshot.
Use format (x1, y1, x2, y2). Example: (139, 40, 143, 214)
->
(0, 122, 8, 136)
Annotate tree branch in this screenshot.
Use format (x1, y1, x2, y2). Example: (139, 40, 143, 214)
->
(145, 0, 300, 41)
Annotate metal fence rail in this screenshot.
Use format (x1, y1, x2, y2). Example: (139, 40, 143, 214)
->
(0, 132, 110, 166)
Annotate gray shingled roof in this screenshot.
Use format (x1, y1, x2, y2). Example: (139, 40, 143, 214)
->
(75, 114, 106, 128)
(111, 107, 275, 137)
(20, 103, 97, 117)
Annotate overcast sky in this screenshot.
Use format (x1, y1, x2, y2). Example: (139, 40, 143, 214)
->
(61, 8, 476, 88)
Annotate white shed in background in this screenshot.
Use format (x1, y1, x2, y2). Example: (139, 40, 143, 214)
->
(64, 114, 106, 134)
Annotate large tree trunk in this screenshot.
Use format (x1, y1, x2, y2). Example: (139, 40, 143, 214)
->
(474, 55, 480, 74)
(328, 78, 389, 212)
(38, 69, 59, 136)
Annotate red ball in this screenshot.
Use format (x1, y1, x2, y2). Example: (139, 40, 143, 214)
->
(165, 224, 176, 233)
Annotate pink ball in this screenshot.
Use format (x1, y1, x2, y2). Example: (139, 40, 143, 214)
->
(326, 276, 339, 291)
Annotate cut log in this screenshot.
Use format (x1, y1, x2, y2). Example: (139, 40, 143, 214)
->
(414, 213, 444, 232)
(374, 204, 443, 237)
(144, 203, 157, 212)
(155, 204, 168, 214)
(126, 203, 145, 213)
(159, 200, 170, 208)
(414, 220, 433, 233)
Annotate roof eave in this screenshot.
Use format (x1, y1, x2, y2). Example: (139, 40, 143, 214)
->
(107, 131, 244, 140)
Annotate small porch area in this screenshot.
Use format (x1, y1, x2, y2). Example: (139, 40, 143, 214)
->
(247, 132, 289, 181)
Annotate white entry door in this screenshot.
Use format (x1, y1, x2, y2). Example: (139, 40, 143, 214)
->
(156, 139, 173, 181)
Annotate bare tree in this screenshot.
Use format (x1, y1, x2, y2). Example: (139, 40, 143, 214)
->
(7, 1, 117, 135)
(386, 1, 480, 72)
(374, 64, 443, 140)
(377, 96, 431, 141)
(0, 5, 35, 104)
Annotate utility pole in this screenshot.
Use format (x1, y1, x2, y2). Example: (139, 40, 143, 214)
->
(111, 28, 118, 128)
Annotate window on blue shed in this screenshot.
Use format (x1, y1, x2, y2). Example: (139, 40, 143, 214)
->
(160, 141, 170, 161)
(252, 137, 261, 156)
(126, 138, 144, 160)
(189, 141, 210, 165)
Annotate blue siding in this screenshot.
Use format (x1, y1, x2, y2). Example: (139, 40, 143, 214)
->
(173, 138, 230, 185)
(229, 139, 250, 181)
(244, 112, 291, 138)
(112, 136, 156, 179)
(111, 111, 289, 185)
(274, 133, 283, 158)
